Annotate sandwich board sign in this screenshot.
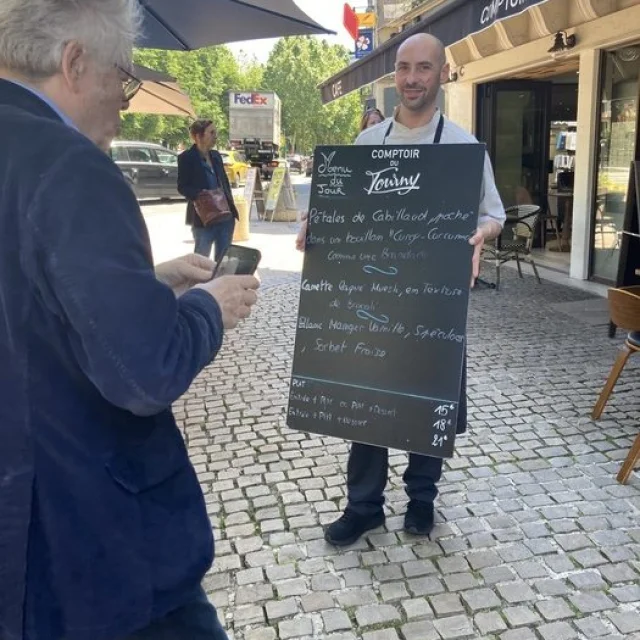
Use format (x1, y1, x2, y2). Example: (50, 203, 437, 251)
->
(287, 143, 485, 458)
(243, 167, 265, 219)
(265, 167, 297, 221)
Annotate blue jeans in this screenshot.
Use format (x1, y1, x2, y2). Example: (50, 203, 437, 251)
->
(124, 588, 228, 639)
(192, 218, 235, 261)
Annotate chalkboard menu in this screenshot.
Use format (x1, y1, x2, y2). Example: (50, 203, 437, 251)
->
(287, 144, 485, 458)
(615, 160, 640, 286)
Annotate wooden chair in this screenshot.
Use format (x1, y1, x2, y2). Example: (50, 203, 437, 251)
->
(482, 204, 541, 290)
(591, 285, 640, 484)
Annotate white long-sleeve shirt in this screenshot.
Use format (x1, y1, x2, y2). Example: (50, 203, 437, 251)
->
(356, 109, 506, 229)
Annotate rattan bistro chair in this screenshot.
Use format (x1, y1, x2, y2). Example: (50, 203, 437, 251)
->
(482, 204, 541, 289)
(591, 286, 640, 484)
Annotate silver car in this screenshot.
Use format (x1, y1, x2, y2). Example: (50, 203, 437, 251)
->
(109, 141, 182, 201)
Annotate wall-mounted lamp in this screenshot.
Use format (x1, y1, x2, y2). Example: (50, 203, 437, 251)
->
(448, 66, 464, 83)
(548, 31, 577, 53)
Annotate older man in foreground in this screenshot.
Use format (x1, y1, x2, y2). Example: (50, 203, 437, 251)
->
(0, 1, 259, 639)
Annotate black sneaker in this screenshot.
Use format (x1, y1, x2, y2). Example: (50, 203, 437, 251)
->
(404, 500, 434, 536)
(324, 508, 385, 546)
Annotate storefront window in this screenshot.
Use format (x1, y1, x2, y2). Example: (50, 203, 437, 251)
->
(591, 47, 640, 282)
(491, 87, 548, 209)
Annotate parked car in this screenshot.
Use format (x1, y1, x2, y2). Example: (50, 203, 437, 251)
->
(220, 149, 250, 188)
(258, 157, 289, 181)
(306, 155, 314, 177)
(287, 154, 307, 174)
(109, 141, 181, 200)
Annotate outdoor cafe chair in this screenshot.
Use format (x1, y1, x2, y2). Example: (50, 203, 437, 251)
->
(482, 204, 541, 290)
(544, 193, 564, 249)
(590, 285, 640, 484)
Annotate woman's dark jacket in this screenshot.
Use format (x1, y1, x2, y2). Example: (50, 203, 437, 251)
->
(177, 145, 239, 228)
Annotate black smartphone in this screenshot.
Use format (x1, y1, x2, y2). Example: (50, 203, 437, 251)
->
(212, 244, 262, 278)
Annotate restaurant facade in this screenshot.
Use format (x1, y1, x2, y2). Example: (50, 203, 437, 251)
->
(320, 0, 640, 284)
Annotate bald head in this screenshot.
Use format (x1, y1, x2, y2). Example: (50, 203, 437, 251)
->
(394, 33, 449, 118)
(397, 34, 446, 67)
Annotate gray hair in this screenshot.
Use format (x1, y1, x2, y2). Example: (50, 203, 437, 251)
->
(0, 0, 143, 80)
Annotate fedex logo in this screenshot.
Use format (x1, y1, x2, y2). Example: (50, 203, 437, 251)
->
(233, 93, 269, 106)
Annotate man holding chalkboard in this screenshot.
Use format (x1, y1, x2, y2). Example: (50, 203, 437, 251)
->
(296, 33, 505, 545)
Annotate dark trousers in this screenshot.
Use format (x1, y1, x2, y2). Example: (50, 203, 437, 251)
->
(192, 218, 235, 261)
(123, 588, 227, 640)
(347, 443, 444, 516)
(346, 357, 466, 516)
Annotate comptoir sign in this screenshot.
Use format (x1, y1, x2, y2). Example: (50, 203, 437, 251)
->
(476, 0, 544, 28)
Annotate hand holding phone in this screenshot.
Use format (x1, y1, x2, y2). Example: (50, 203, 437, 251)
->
(194, 274, 260, 329)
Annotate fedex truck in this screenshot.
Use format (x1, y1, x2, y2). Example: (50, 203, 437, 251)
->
(228, 91, 282, 179)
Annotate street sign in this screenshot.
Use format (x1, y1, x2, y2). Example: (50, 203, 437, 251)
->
(343, 3, 359, 40)
(355, 28, 374, 59)
(356, 11, 376, 28)
(288, 143, 485, 458)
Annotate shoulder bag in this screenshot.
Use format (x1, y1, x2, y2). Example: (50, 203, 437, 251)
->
(193, 158, 233, 226)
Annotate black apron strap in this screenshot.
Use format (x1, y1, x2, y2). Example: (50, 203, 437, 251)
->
(433, 113, 445, 144)
(381, 112, 445, 145)
(382, 120, 394, 145)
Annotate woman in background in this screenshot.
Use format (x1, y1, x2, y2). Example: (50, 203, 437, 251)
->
(178, 120, 238, 260)
(360, 107, 385, 131)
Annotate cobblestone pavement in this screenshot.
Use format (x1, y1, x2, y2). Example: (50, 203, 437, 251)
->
(173, 268, 640, 640)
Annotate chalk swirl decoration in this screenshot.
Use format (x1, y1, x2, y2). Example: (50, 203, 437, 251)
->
(356, 310, 390, 324)
(362, 265, 398, 276)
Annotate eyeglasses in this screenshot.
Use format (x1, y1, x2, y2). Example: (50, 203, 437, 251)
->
(117, 65, 143, 101)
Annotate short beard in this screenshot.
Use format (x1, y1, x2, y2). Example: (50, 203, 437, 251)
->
(400, 93, 431, 112)
(399, 81, 441, 113)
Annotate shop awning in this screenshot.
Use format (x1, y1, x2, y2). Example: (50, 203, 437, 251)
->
(319, 0, 548, 104)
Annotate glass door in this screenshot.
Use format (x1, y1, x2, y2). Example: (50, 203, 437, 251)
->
(477, 81, 552, 242)
(591, 47, 640, 282)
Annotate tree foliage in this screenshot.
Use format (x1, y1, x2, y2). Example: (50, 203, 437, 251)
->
(120, 38, 362, 153)
(263, 37, 361, 153)
(120, 46, 243, 148)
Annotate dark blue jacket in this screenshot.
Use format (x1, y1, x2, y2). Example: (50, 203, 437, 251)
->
(0, 80, 224, 640)
(177, 145, 239, 228)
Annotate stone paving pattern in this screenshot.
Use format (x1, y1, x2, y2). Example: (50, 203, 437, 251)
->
(173, 269, 640, 640)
